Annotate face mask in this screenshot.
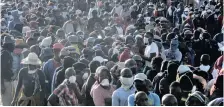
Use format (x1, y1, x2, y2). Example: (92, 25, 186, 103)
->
(144, 37, 149, 44)
(82, 72, 89, 80)
(28, 70, 36, 74)
(120, 77, 134, 86)
(100, 79, 110, 86)
(69, 76, 76, 83)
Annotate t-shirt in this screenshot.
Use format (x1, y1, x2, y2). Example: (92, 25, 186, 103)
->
(128, 92, 161, 106)
(144, 42, 159, 67)
(90, 82, 116, 106)
(112, 87, 136, 106)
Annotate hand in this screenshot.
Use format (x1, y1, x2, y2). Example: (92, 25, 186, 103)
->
(11, 100, 16, 106)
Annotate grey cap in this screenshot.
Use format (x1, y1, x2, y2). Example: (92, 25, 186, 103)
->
(40, 47, 54, 58)
(132, 55, 142, 61)
(3, 36, 15, 44)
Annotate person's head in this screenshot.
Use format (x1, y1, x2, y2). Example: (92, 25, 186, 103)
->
(167, 62, 179, 79)
(135, 36, 144, 46)
(21, 52, 42, 73)
(169, 81, 182, 102)
(120, 68, 134, 88)
(62, 56, 76, 69)
(110, 65, 121, 80)
(193, 29, 201, 40)
(125, 35, 135, 46)
(185, 91, 207, 106)
(134, 73, 148, 94)
(151, 56, 163, 70)
(177, 65, 192, 77)
(65, 67, 77, 84)
(125, 59, 137, 75)
(73, 62, 87, 75)
(2, 36, 15, 52)
(166, 33, 176, 42)
(144, 32, 154, 44)
(145, 79, 153, 92)
(89, 60, 101, 73)
(92, 10, 98, 18)
(162, 94, 178, 106)
(95, 66, 111, 87)
(170, 38, 179, 52)
(134, 91, 149, 106)
(184, 30, 193, 41)
(56, 29, 65, 41)
(132, 55, 144, 72)
(53, 43, 64, 59)
(200, 54, 210, 65)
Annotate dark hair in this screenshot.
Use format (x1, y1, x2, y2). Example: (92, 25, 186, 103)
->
(170, 81, 181, 88)
(89, 60, 101, 73)
(145, 32, 154, 38)
(151, 57, 163, 68)
(161, 60, 169, 72)
(200, 54, 210, 65)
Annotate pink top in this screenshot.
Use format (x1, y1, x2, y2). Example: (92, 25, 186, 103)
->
(90, 81, 115, 106)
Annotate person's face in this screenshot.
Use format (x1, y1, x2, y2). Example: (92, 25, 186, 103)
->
(134, 80, 146, 91)
(99, 70, 111, 83)
(136, 94, 149, 106)
(136, 60, 143, 71)
(53, 49, 61, 58)
(144, 34, 153, 44)
(170, 43, 178, 51)
(28, 64, 37, 70)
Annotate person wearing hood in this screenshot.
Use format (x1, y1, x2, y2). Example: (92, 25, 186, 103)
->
(1, 36, 15, 106)
(11, 53, 45, 106)
(42, 43, 64, 97)
(159, 62, 179, 98)
(82, 60, 100, 106)
(90, 66, 115, 106)
(8, 10, 23, 32)
(112, 68, 135, 106)
(53, 56, 76, 91)
(163, 38, 182, 62)
(48, 67, 82, 106)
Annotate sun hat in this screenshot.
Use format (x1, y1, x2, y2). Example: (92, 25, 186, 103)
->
(134, 73, 147, 81)
(21, 52, 42, 65)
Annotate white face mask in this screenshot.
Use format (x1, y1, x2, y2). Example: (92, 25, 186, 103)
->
(100, 79, 110, 86)
(120, 77, 134, 87)
(82, 72, 89, 80)
(28, 70, 36, 74)
(69, 76, 76, 83)
(144, 37, 149, 44)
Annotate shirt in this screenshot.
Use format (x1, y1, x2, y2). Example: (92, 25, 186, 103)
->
(90, 82, 115, 106)
(53, 79, 79, 106)
(163, 49, 182, 62)
(128, 91, 161, 106)
(112, 86, 136, 106)
(144, 42, 159, 67)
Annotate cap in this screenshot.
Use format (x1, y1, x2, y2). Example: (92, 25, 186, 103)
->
(178, 65, 191, 74)
(184, 30, 193, 35)
(53, 43, 64, 49)
(134, 73, 147, 81)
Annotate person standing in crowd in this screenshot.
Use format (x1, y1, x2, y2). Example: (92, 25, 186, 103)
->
(128, 73, 160, 106)
(1, 0, 224, 106)
(90, 66, 115, 106)
(11, 53, 45, 106)
(1, 36, 15, 106)
(112, 68, 135, 106)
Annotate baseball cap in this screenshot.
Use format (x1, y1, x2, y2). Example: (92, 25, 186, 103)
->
(178, 65, 192, 74)
(134, 73, 147, 81)
(53, 43, 64, 49)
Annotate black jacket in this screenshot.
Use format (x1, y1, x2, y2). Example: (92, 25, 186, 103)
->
(1, 49, 13, 82)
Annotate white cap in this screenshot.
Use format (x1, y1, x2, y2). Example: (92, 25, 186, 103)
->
(178, 65, 191, 74)
(134, 73, 147, 81)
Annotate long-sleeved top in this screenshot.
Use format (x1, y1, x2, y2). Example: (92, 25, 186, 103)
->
(128, 91, 161, 106)
(1, 49, 14, 82)
(112, 86, 135, 106)
(42, 59, 61, 96)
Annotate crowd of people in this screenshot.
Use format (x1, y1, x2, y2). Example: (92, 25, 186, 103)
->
(1, 0, 224, 106)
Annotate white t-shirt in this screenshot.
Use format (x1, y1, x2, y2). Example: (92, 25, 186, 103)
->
(144, 42, 159, 67)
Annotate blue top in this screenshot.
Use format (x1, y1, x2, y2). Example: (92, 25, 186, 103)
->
(112, 86, 136, 106)
(128, 91, 161, 106)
